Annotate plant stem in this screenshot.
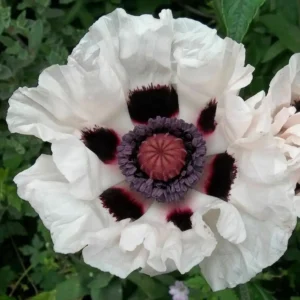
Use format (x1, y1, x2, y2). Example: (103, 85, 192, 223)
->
(9, 265, 33, 297)
(238, 284, 251, 300)
(10, 237, 38, 295)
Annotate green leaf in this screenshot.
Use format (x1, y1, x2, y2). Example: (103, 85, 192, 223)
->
(46, 45, 68, 65)
(56, 276, 88, 300)
(22, 201, 37, 217)
(221, 0, 265, 42)
(128, 290, 150, 300)
(100, 280, 123, 300)
(155, 274, 175, 286)
(3, 151, 23, 170)
(0, 221, 27, 242)
(238, 284, 251, 300)
(5, 137, 26, 155)
(44, 8, 65, 19)
(0, 7, 11, 35)
(184, 276, 208, 289)
(59, 0, 76, 3)
(135, 0, 170, 14)
(20, 245, 35, 256)
(246, 34, 271, 66)
(90, 288, 102, 300)
(0, 168, 8, 201)
(274, 0, 299, 25)
(7, 186, 22, 211)
(29, 20, 44, 52)
(30, 291, 56, 300)
(260, 14, 300, 53)
(0, 65, 13, 80)
(39, 271, 65, 291)
(128, 272, 168, 299)
(285, 248, 300, 261)
(88, 272, 113, 289)
(36, 0, 51, 7)
(0, 82, 16, 100)
(15, 11, 30, 34)
(0, 296, 16, 300)
(214, 289, 239, 300)
(91, 280, 123, 300)
(262, 41, 285, 63)
(250, 283, 275, 300)
(0, 266, 16, 294)
(212, 0, 226, 32)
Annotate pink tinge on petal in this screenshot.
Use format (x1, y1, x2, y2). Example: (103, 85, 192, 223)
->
(271, 106, 296, 135)
(81, 126, 120, 164)
(280, 124, 300, 143)
(284, 112, 300, 128)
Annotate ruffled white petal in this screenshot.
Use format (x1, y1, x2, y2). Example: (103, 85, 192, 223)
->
(205, 94, 253, 155)
(14, 155, 109, 253)
(204, 124, 228, 156)
(52, 136, 125, 200)
(82, 221, 148, 278)
(119, 199, 216, 276)
(8, 60, 132, 197)
(244, 91, 272, 139)
(175, 33, 254, 124)
(119, 190, 248, 278)
(256, 54, 300, 174)
(70, 8, 174, 89)
(267, 53, 300, 112)
(186, 191, 246, 244)
(7, 58, 133, 142)
(80, 181, 154, 278)
(294, 192, 300, 217)
(200, 206, 296, 291)
(228, 135, 287, 184)
(194, 126, 297, 291)
(7, 86, 78, 142)
(15, 157, 153, 277)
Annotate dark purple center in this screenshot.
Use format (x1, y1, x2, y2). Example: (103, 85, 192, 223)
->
(117, 117, 206, 203)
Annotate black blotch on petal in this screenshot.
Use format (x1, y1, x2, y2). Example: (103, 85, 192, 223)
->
(167, 209, 193, 231)
(206, 153, 237, 201)
(197, 99, 217, 134)
(82, 127, 119, 163)
(100, 187, 144, 221)
(128, 84, 179, 124)
(293, 100, 300, 113)
(295, 183, 300, 193)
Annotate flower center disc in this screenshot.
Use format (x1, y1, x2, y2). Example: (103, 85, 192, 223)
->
(138, 134, 187, 181)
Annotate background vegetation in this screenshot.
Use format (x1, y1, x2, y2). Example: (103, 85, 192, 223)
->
(0, 0, 300, 299)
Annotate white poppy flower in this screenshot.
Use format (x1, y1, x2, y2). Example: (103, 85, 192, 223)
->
(7, 9, 296, 291)
(265, 54, 300, 173)
(242, 54, 300, 216)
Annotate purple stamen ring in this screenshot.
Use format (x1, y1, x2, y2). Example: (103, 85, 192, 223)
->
(117, 117, 206, 203)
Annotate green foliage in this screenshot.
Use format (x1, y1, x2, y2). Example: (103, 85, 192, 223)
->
(0, 0, 300, 299)
(218, 0, 266, 42)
